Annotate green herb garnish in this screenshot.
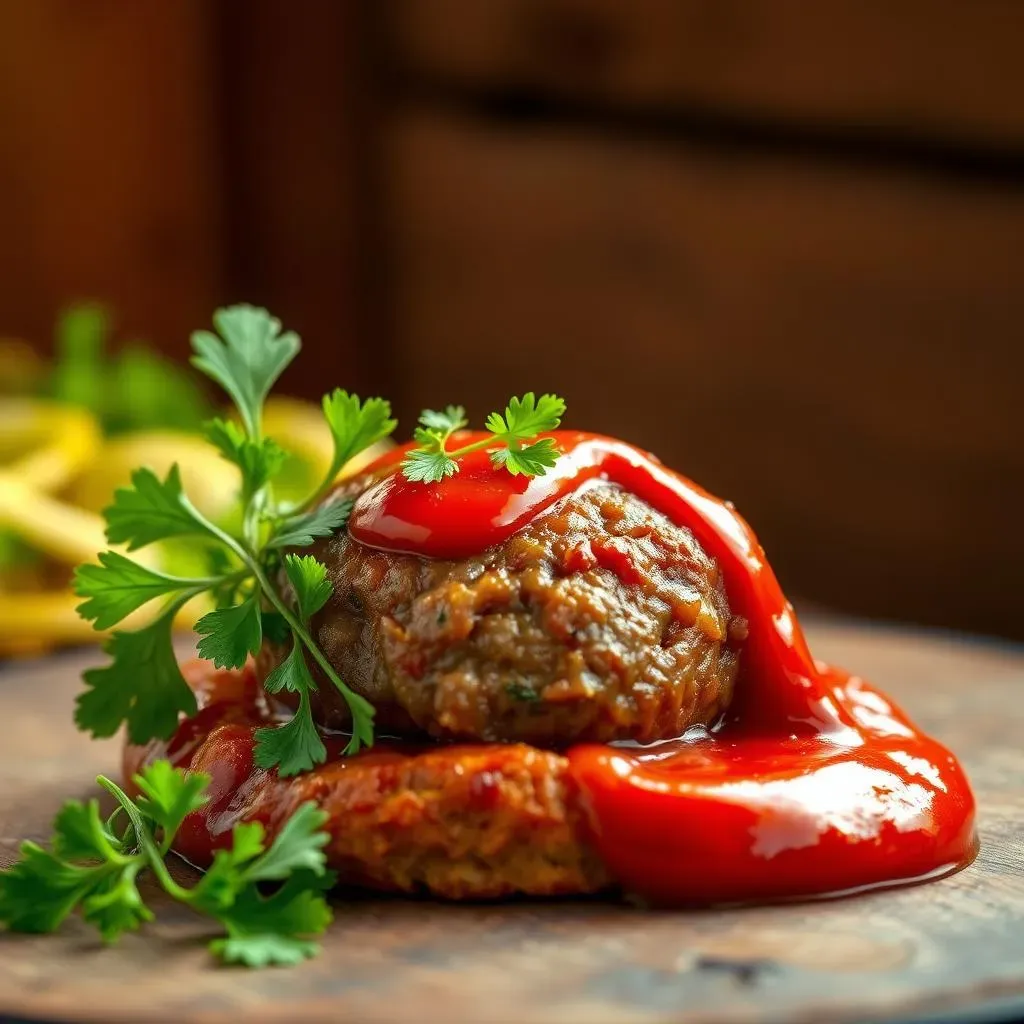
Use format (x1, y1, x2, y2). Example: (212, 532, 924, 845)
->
(504, 680, 541, 703)
(0, 760, 334, 966)
(401, 392, 566, 483)
(73, 305, 395, 774)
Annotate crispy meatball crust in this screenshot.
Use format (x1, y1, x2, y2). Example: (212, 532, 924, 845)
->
(260, 478, 743, 746)
(213, 733, 609, 899)
(124, 664, 611, 900)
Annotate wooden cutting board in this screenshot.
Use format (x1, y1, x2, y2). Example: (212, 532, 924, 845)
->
(1, 619, 1022, 1024)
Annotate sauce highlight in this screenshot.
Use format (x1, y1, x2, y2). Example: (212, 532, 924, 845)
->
(136, 431, 977, 904)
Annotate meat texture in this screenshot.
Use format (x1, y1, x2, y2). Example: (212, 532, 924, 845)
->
(259, 479, 745, 746)
(124, 663, 611, 899)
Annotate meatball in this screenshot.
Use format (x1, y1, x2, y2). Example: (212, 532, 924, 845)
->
(125, 663, 610, 899)
(258, 479, 743, 746)
(212, 733, 608, 899)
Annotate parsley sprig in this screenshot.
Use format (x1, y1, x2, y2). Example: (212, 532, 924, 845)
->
(73, 306, 395, 774)
(401, 393, 566, 483)
(0, 760, 334, 966)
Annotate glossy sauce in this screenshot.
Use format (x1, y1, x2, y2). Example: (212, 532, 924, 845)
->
(135, 432, 977, 904)
(348, 431, 977, 902)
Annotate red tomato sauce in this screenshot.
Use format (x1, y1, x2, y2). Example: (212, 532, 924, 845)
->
(133, 431, 977, 903)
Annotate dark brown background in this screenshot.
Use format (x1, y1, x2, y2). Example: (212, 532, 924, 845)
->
(2, 1, 1023, 640)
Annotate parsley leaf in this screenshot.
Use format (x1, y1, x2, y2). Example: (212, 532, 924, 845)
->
(261, 641, 310, 695)
(205, 418, 286, 498)
(0, 843, 108, 934)
(74, 552, 201, 631)
(321, 389, 397, 482)
(210, 867, 333, 967)
(261, 610, 291, 645)
(268, 498, 353, 550)
(51, 800, 127, 863)
(81, 867, 153, 943)
(189, 822, 267, 914)
(490, 437, 560, 477)
(0, 763, 333, 968)
(401, 445, 459, 484)
(485, 392, 565, 441)
(103, 466, 210, 551)
(418, 405, 467, 433)
(75, 307, 566, 775)
(132, 760, 210, 841)
(76, 606, 197, 743)
(190, 306, 300, 438)
(283, 554, 332, 621)
(254, 690, 327, 777)
(399, 407, 468, 482)
(194, 594, 263, 670)
(75, 304, 378, 774)
(401, 392, 567, 483)
(242, 803, 330, 882)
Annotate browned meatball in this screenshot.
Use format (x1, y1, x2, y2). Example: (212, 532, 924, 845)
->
(259, 479, 744, 746)
(244, 738, 610, 899)
(124, 663, 610, 900)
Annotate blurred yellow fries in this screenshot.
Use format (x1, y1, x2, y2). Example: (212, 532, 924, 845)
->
(0, 394, 390, 657)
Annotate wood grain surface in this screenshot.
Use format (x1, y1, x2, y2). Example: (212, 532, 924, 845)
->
(0, 619, 1022, 1024)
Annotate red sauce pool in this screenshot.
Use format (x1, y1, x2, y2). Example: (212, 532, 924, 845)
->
(136, 431, 977, 903)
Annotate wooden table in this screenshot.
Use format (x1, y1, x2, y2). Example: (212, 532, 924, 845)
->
(1, 619, 1022, 1024)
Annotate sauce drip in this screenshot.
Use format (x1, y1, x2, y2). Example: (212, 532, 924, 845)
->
(348, 431, 977, 901)
(134, 432, 977, 904)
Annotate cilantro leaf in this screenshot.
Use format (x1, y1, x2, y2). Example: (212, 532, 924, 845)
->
(75, 303, 378, 776)
(254, 690, 327, 777)
(103, 465, 211, 550)
(268, 498, 353, 549)
(51, 800, 126, 863)
(485, 392, 565, 441)
(401, 446, 458, 484)
(0, 842, 105, 933)
(1, 763, 335, 967)
(261, 610, 291, 645)
(132, 761, 210, 841)
(189, 822, 267, 914)
(74, 552, 202, 631)
(321, 390, 397, 480)
(261, 642, 310, 695)
(76, 609, 197, 743)
(190, 306, 300, 437)
(344, 688, 377, 752)
(418, 405, 467, 432)
(283, 554, 332, 621)
(401, 393, 567, 483)
(490, 437, 560, 477)
(195, 594, 263, 670)
(209, 869, 333, 967)
(204, 418, 286, 497)
(243, 804, 330, 882)
(81, 867, 153, 943)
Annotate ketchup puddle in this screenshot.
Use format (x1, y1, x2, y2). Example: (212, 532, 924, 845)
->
(134, 432, 977, 905)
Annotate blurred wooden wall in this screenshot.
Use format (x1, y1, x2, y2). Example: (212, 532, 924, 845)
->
(0, 0, 376, 394)
(2, 0, 1024, 640)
